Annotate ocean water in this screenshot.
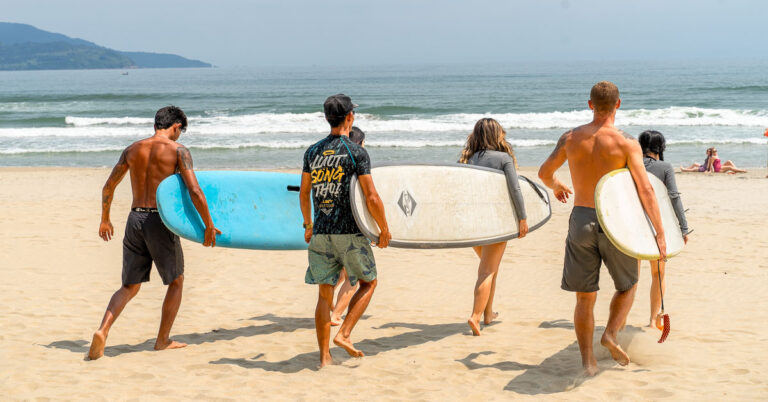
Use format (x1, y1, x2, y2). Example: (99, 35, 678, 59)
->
(1, 61, 767, 168)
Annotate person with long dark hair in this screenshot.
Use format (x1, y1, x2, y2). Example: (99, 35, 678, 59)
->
(459, 118, 528, 336)
(330, 126, 365, 326)
(638, 130, 690, 328)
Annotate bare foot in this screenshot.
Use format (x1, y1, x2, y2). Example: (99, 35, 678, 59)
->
(600, 332, 630, 366)
(333, 334, 364, 357)
(467, 318, 481, 336)
(154, 339, 188, 351)
(583, 359, 599, 377)
(483, 312, 499, 325)
(88, 331, 106, 360)
(330, 316, 342, 327)
(319, 353, 335, 368)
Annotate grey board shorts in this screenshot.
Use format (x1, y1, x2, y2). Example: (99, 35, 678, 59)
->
(561, 207, 637, 293)
(122, 210, 184, 286)
(305, 234, 377, 286)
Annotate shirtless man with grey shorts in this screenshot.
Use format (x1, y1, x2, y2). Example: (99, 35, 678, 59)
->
(538, 82, 667, 376)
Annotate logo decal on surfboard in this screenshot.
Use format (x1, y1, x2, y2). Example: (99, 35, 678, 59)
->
(398, 190, 417, 217)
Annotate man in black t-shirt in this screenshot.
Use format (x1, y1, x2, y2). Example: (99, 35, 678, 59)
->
(299, 94, 391, 368)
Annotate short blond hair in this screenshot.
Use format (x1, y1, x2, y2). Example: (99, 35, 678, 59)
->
(590, 81, 619, 114)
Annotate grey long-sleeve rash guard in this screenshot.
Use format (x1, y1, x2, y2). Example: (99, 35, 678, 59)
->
(466, 150, 527, 221)
(643, 156, 690, 235)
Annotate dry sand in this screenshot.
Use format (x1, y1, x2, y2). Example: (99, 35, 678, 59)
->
(1, 167, 767, 400)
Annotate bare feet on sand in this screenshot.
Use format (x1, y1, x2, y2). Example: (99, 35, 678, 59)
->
(467, 318, 481, 336)
(330, 316, 342, 326)
(319, 353, 335, 368)
(88, 331, 106, 360)
(333, 334, 364, 357)
(154, 339, 188, 351)
(600, 332, 630, 366)
(583, 358, 599, 377)
(483, 312, 499, 325)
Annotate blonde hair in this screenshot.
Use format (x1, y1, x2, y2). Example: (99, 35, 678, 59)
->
(590, 81, 620, 114)
(459, 118, 517, 167)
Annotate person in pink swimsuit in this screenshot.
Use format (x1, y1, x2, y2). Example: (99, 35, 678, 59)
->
(681, 147, 746, 174)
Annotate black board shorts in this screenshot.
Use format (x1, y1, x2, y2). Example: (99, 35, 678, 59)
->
(561, 207, 638, 293)
(122, 210, 184, 286)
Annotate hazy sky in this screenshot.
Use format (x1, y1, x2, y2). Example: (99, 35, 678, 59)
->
(3, 0, 766, 67)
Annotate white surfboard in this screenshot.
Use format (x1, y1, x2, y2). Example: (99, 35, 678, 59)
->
(349, 163, 551, 248)
(595, 168, 685, 260)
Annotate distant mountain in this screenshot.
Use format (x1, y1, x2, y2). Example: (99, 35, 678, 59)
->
(0, 22, 211, 70)
(118, 51, 210, 69)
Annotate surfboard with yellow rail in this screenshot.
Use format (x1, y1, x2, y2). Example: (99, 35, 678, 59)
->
(595, 168, 685, 260)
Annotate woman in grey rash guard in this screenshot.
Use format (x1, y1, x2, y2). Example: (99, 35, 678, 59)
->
(639, 130, 690, 328)
(459, 118, 528, 336)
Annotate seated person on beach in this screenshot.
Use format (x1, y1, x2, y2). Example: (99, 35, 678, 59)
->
(639, 130, 690, 329)
(681, 147, 747, 174)
(538, 81, 666, 376)
(458, 118, 528, 336)
(299, 95, 391, 368)
(88, 106, 220, 360)
(331, 125, 365, 326)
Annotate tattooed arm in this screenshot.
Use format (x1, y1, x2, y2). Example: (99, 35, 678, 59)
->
(99, 149, 129, 241)
(177, 146, 220, 247)
(538, 131, 573, 203)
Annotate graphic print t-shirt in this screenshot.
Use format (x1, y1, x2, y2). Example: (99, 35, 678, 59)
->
(302, 134, 371, 234)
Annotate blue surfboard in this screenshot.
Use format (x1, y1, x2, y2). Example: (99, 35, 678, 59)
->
(156, 171, 308, 250)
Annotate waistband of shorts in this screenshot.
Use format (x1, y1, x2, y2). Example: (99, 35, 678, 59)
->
(572, 206, 596, 213)
(131, 207, 159, 213)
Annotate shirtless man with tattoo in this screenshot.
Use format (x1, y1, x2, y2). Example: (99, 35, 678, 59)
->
(88, 106, 220, 360)
(538, 82, 666, 376)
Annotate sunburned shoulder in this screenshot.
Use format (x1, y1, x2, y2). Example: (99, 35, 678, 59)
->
(618, 129, 636, 141)
(607, 129, 640, 150)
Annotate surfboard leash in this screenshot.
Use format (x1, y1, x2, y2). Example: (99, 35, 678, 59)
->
(642, 212, 671, 343)
(656, 266, 670, 343)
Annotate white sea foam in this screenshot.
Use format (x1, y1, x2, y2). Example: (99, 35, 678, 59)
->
(3, 106, 767, 155)
(57, 107, 768, 134)
(65, 116, 153, 126)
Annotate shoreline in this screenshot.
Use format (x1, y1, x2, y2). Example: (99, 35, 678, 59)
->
(1, 165, 765, 178)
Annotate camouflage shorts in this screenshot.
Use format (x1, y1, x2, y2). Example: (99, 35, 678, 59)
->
(305, 234, 377, 286)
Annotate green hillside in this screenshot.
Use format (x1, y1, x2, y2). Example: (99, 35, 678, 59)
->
(0, 22, 211, 70)
(0, 42, 134, 70)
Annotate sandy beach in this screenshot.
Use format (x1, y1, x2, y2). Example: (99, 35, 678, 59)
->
(1, 166, 766, 400)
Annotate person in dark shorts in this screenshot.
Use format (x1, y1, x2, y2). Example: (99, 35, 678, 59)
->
(88, 106, 220, 360)
(299, 95, 391, 368)
(538, 82, 666, 376)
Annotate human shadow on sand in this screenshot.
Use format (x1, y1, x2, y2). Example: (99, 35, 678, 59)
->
(43, 314, 315, 359)
(210, 321, 468, 373)
(455, 320, 643, 395)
